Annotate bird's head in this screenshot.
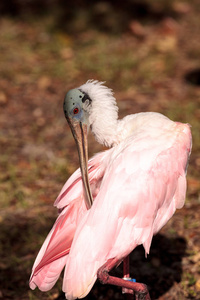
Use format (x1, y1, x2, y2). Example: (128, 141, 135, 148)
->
(63, 88, 92, 127)
(63, 80, 118, 209)
(63, 88, 93, 209)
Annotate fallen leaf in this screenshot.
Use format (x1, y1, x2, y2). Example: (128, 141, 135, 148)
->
(155, 36, 177, 53)
(195, 278, 200, 291)
(129, 21, 146, 38)
(37, 76, 51, 90)
(0, 92, 7, 105)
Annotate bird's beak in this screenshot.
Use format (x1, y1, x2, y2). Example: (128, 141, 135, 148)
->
(68, 118, 93, 210)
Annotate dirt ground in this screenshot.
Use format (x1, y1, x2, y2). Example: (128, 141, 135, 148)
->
(0, 1, 200, 299)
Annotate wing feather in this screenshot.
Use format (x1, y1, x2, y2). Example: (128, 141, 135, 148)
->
(29, 151, 108, 291)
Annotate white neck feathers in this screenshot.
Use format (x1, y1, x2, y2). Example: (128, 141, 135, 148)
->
(79, 80, 119, 147)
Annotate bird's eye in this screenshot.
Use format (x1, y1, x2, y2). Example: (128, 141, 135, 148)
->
(73, 107, 79, 115)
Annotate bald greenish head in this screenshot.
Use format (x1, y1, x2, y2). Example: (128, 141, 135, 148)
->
(63, 88, 93, 210)
(63, 89, 91, 125)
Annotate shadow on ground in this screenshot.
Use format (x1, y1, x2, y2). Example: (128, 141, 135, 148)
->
(0, 210, 187, 299)
(0, 210, 56, 299)
(185, 68, 200, 86)
(55, 234, 186, 300)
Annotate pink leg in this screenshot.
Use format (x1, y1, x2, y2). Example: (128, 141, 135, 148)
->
(123, 255, 130, 279)
(123, 256, 133, 295)
(97, 257, 151, 300)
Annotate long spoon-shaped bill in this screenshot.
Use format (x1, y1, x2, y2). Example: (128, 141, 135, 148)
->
(67, 118, 93, 209)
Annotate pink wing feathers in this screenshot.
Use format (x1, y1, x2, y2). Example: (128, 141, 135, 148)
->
(29, 199, 86, 291)
(29, 151, 108, 291)
(63, 123, 192, 300)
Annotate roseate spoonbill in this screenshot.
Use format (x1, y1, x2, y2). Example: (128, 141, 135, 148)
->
(29, 80, 192, 299)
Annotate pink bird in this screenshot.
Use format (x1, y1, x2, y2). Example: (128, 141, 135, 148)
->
(29, 80, 192, 299)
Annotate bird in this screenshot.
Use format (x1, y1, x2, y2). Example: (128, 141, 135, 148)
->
(29, 80, 192, 300)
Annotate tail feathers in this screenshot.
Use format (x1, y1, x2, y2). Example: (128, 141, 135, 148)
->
(30, 255, 68, 291)
(65, 276, 97, 300)
(63, 258, 99, 300)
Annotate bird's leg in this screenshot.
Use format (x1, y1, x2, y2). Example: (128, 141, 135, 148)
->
(123, 255, 132, 295)
(97, 257, 151, 300)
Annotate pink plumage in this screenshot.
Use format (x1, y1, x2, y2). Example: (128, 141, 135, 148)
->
(29, 81, 192, 299)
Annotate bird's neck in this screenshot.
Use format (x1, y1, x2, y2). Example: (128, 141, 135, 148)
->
(90, 117, 120, 148)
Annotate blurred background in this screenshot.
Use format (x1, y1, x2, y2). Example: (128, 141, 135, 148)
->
(0, 0, 200, 299)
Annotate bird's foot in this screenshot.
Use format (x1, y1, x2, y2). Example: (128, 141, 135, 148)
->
(97, 258, 151, 300)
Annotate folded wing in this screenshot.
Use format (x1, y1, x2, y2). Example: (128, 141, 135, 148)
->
(63, 123, 192, 300)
